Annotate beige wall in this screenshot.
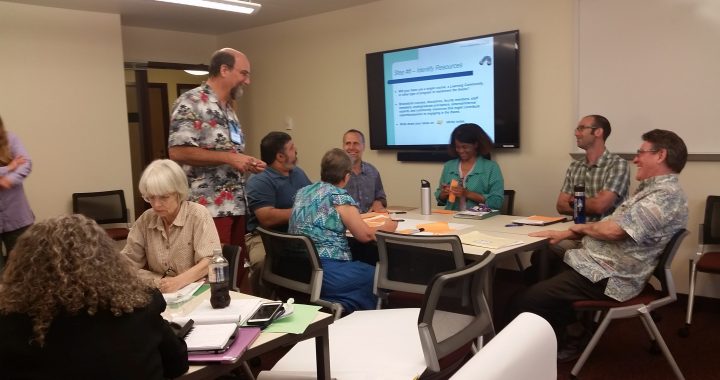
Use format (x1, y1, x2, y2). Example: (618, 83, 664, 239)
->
(122, 26, 217, 64)
(0, 2, 133, 219)
(219, 0, 720, 297)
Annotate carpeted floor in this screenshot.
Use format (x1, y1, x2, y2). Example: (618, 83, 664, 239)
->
(240, 268, 720, 380)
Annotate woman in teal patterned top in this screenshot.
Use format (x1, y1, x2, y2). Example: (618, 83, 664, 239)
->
(289, 148, 397, 312)
(435, 123, 505, 211)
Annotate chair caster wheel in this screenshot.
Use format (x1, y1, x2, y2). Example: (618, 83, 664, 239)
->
(678, 325, 689, 338)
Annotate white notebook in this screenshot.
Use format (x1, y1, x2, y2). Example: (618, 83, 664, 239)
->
(172, 298, 263, 325)
(163, 281, 203, 305)
(185, 323, 237, 352)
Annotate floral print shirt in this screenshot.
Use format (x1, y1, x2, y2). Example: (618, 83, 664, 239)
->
(289, 182, 359, 261)
(565, 174, 688, 301)
(168, 83, 247, 217)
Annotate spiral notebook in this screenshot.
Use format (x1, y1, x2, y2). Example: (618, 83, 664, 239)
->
(188, 327, 262, 363)
(185, 323, 237, 352)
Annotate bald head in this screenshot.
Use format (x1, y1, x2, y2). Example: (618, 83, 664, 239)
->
(208, 48, 249, 78)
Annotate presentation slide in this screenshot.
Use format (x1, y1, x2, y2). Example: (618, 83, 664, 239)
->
(383, 36, 495, 146)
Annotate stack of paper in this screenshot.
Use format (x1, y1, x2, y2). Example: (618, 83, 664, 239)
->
(171, 298, 263, 325)
(454, 209, 500, 220)
(163, 281, 203, 305)
(459, 231, 524, 249)
(511, 215, 567, 226)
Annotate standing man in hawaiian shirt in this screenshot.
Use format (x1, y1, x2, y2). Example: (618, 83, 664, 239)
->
(168, 48, 266, 276)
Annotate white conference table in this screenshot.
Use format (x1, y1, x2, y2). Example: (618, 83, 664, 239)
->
(167, 291, 334, 380)
(385, 210, 572, 258)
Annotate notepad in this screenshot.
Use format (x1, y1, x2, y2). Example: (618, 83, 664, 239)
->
(163, 281, 203, 305)
(459, 231, 524, 249)
(454, 209, 500, 220)
(511, 215, 567, 226)
(171, 298, 263, 326)
(185, 323, 237, 352)
(188, 327, 261, 363)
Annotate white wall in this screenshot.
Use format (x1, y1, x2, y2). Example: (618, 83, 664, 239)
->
(218, 0, 719, 297)
(122, 26, 217, 64)
(0, 1, 133, 219)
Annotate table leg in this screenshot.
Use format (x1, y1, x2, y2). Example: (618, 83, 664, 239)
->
(315, 327, 331, 380)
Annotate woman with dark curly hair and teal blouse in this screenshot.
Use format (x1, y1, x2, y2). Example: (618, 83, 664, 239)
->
(289, 148, 397, 313)
(435, 123, 505, 211)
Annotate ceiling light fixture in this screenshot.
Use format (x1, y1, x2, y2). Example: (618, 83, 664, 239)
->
(184, 70, 209, 75)
(155, 0, 261, 15)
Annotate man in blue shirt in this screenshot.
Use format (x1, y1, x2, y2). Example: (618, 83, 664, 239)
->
(342, 129, 387, 213)
(246, 132, 311, 295)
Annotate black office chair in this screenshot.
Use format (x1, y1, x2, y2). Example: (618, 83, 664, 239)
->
(501, 189, 516, 216)
(221, 244, 242, 292)
(72, 190, 130, 240)
(374, 231, 469, 309)
(570, 229, 689, 380)
(256, 227, 343, 320)
(418, 254, 496, 379)
(680, 195, 720, 337)
(500, 189, 525, 271)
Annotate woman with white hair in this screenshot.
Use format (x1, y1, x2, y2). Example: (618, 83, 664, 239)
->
(122, 159, 221, 293)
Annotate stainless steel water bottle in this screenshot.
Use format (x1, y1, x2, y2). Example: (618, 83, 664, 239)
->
(421, 179, 431, 215)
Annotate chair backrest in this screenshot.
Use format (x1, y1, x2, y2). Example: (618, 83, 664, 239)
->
(501, 189, 515, 215)
(702, 196, 720, 245)
(417, 253, 495, 375)
(256, 227, 342, 319)
(72, 190, 128, 225)
(449, 312, 556, 380)
(374, 231, 467, 297)
(221, 244, 241, 292)
(652, 228, 689, 303)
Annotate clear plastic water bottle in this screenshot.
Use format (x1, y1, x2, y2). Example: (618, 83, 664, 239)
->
(209, 248, 230, 309)
(573, 184, 586, 224)
(421, 179, 431, 215)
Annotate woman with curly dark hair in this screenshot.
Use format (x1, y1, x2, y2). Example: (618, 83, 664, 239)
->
(0, 214, 188, 380)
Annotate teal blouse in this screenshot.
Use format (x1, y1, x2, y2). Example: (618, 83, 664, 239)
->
(434, 157, 504, 210)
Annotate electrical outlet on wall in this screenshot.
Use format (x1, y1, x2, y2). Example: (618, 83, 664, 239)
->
(285, 116, 294, 130)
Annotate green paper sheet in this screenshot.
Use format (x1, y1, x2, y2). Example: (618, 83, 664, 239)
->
(263, 304, 322, 334)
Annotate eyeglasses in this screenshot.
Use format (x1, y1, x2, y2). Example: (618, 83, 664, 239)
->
(635, 149, 659, 156)
(142, 194, 175, 204)
(575, 125, 598, 133)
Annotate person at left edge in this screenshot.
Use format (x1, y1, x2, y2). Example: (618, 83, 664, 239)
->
(168, 48, 266, 275)
(122, 159, 221, 293)
(246, 131, 311, 296)
(0, 115, 34, 268)
(0, 214, 188, 380)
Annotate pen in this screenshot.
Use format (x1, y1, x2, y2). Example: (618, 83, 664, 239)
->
(392, 219, 405, 222)
(389, 211, 407, 214)
(505, 224, 522, 227)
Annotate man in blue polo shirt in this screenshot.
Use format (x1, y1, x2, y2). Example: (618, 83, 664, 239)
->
(343, 129, 387, 213)
(246, 132, 311, 295)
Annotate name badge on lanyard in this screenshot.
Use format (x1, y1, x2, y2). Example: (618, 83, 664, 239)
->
(229, 121, 243, 145)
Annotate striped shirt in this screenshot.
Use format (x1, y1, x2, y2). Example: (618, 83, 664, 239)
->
(122, 201, 221, 283)
(560, 149, 629, 221)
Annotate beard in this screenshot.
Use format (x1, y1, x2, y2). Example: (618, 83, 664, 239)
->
(230, 85, 244, 100)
